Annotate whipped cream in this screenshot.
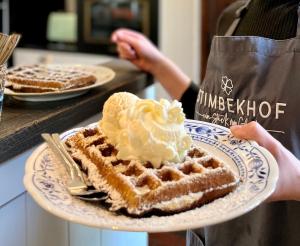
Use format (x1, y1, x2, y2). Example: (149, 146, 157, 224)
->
(99, 92, 139, 145)
(100, 92, 192, 168)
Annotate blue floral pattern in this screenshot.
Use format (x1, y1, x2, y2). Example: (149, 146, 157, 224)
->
(23, 120, 278, 232)
(185, 120, 270, 192)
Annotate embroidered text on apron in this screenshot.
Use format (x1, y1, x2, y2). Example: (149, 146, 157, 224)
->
(189, 1, 300, 245)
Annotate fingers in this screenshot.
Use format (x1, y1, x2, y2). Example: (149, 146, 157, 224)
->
(111, 29, 143, 60)
(231, 123, 300, 203)
(114, 33, 142, 53)
(230, 122, 280, 157)
(112, 29, 139, 60)
(111, 28, 144, 43)
(230, 122, 261, 140)
(117, 42, 137, 60)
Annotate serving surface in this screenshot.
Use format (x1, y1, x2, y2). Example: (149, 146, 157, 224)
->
(24, 120, 278, 232)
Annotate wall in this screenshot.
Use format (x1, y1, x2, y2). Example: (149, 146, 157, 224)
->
(154, 0, 200, 100)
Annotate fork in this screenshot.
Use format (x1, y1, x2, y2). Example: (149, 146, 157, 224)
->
(41, 133, 108, 201)
(0, 33, 21, 64)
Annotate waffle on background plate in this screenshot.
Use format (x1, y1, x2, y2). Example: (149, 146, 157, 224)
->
(6, 64, 97, 93)
(65, 127, 240, 217)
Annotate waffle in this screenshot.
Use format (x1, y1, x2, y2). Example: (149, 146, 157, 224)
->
(6, 64, 97, 93)
(66, 127, 239, 216)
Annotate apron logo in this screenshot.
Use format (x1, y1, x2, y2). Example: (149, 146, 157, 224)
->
(221, 76, 233, 96)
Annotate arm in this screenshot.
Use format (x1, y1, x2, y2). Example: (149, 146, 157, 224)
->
(111, 28, 191, 100)
(230, 122, 300, 202)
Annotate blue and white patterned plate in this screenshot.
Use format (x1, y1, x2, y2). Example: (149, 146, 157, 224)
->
(24, 119, 278, 232)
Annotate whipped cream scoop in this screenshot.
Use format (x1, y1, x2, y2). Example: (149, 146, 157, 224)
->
(99, 92, 139, 145)
(99, 92, 192, 168)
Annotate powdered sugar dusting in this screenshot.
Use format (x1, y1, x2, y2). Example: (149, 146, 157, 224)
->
(67, 126, 240, 215)
(72, 149, 127, 210)
(24, 120, 278, 232)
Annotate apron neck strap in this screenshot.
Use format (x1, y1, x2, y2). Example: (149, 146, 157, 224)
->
(226, 1, 300, 38)
(225, 0, 252, 36)
(297, 3, 300, 37)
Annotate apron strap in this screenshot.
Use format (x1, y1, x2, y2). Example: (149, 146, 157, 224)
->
(297, 3, 300, 37)
(225, 0, 252, 36)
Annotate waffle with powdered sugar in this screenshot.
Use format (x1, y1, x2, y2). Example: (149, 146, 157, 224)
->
(6, 64, 97, 93)
(65, 127, 239, 216)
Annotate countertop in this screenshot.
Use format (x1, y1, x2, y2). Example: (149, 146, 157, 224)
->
(0, 59, 152, 163)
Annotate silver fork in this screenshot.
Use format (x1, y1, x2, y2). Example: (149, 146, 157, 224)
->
(41, 133, 108, 201)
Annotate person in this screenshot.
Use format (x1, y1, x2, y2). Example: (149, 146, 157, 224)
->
(230, 122, 300, 202)
(111, 0, 300, 245)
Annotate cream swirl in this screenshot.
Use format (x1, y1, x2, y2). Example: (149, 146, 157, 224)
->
(100, 93, 192, 168)
(118, 98, 192, 168)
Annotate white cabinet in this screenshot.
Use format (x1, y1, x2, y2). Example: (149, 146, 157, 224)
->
(101, 230, 148, 246)
(69, 223, 101, 246)
(0, 195, 26, 246)
(0, 150, 31, 207)
(0, 114, 148, 246)
(26, 194, 69, 246)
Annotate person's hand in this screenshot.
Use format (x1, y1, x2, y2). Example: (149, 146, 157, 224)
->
(230, 122, 300, 202)
(111, 28, 191, 100)
(111, 28, 165, 74)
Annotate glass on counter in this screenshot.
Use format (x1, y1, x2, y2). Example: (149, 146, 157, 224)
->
(0, 64, 7, 121)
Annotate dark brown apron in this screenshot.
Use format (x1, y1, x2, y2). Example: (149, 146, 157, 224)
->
(189, 1, 300, 245)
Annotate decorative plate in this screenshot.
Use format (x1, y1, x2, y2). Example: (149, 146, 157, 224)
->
(23, 119, 278, 232)
(4, 65, 115, 102)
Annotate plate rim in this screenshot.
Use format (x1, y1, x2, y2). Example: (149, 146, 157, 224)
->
(23, 120, 279, 232)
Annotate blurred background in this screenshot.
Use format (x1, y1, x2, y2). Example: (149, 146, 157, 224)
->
(2, 0, 202, 101)
(0, 1, 236, 245)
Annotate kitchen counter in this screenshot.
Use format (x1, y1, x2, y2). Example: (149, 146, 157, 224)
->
(0, 59, 152, 164)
